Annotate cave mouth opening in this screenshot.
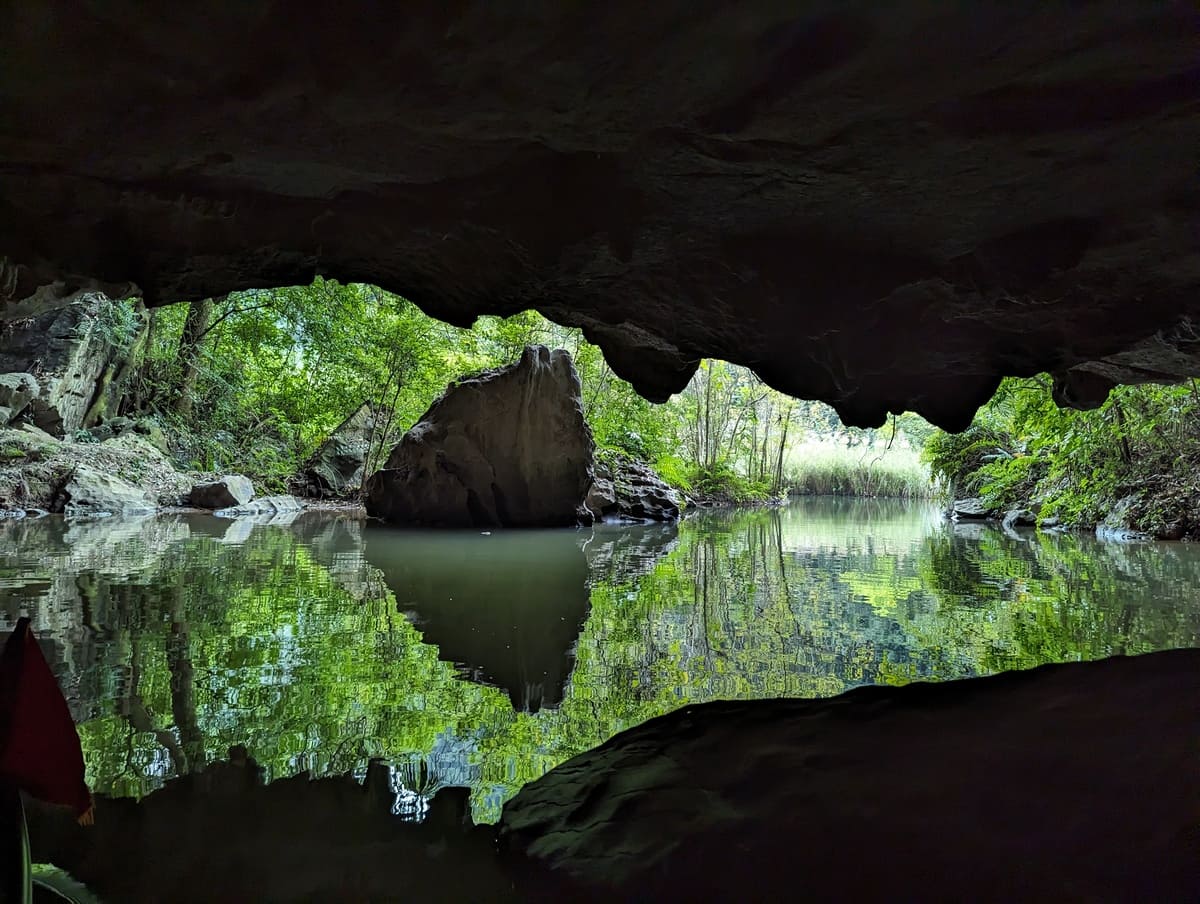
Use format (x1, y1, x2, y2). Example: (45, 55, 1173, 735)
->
(4, 0, 1200, 895)
(3, 277, 1199, 901)
(0, 275, 945, 507)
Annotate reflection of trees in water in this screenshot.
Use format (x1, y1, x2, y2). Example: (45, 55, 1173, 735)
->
(3, 505, 1199, 825)
(915, 529, 1200, 673)
(2, 517, 518, 804)
(529, 505, 1200, 823)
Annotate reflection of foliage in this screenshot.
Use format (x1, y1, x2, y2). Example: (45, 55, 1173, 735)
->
(8, 502, 1200, 827)
(915, 528, 1200, 674)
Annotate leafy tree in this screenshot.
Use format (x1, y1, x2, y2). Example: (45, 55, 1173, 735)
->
(924, 375, 1200, 533)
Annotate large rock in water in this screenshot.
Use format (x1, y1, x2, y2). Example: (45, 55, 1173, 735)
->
(950, 497, 992, 520)
(365, 346, 594, 527)
(500, 650, 1199, 902)
(585, 454, 680, 522)
(296, 403, 377, 497)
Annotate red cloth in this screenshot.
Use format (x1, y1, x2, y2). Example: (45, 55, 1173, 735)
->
(0, 618, 92, 819)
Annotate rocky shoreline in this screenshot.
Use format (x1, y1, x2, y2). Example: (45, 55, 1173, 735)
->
(0, 423, 337, 522)
(947, 494, 1186, 543)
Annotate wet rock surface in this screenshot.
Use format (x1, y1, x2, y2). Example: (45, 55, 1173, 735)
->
(500, 649, 1200, 902)
(365, 346, 593, 527)
(950, 497, 991, 519)
(1001, 507, 1036, 531)
(215, 494, 302, 517)
(3, 4, 1198, 428)
(1096, 494, 1153, 543)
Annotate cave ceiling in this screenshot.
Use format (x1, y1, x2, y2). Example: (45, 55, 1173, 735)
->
(2, 2, 1197, 428)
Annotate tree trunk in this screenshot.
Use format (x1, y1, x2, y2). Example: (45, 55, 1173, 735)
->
(774, 405, 793, 493)
(703, 363, 714, 469)
(128, 306, 159, 412)
(1110, 400, 1134, 469)
(168, 589, 205, 773)
(175, 297, 214, 416)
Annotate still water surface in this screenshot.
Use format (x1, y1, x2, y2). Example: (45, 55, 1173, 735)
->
(2, 499, 1198, 823)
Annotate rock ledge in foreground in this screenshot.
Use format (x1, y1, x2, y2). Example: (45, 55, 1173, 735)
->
(500, 650, 1199, 902)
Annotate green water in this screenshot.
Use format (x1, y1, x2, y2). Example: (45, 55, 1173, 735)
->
(2, 499, 1198, 823)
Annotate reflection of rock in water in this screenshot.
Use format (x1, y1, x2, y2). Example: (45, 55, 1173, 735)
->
(384, 731, 483, 821)
(363, 521, 683, 711)
(582, 521, 679, 585)
(363, 525, 590, 711)
(0, 514, 193, 721)
(26, 749, 511, 903)
(286, 510, 387, 602)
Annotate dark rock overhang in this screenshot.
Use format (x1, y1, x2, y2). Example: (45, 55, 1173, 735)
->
(2, 2, 1197, 429)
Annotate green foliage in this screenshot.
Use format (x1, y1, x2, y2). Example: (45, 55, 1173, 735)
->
(11, 500, 1195, 826)
(787, 445, 935, 499)
(689, 461, 773, 503)
(651, 454, 693, 493)
(922, 422, 1013, 490)
(78, 298, 143, 356)
(118, 277, 934, 497)
(926, 375, 1200, 534)
(974, 453, 1045, 510)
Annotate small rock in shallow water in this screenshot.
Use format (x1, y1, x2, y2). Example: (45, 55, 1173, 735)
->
(215, 494, 302, 517)
(1001, 508, 1036, 531)
(950, 497, 991, 520)
(188, 475, 255, 509)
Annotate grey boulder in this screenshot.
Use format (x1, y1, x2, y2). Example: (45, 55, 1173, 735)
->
(0, 373, 39, 426)
(188, 475, 255, 509)
(215, 495, 302, 518)
(60, 465, 155, 518)
(297, 403, 377, 497)
(1002, 509, 1036, 531)
(951, 498, 991, 520)
(586, 455, 680, 522)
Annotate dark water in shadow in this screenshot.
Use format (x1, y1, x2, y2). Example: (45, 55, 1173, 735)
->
(2, 499, 1198, 823)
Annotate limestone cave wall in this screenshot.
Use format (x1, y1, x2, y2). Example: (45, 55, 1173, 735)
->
(2, 2, 1197, 428)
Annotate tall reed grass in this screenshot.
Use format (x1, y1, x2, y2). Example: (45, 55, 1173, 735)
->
(785, 443, 940, 499)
